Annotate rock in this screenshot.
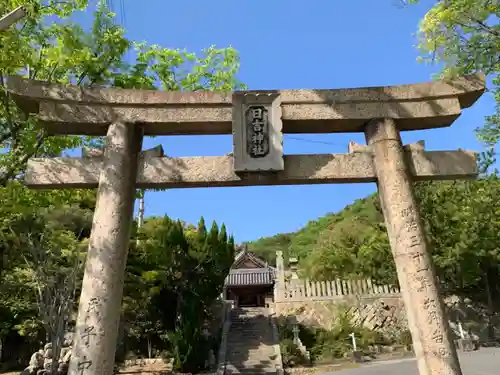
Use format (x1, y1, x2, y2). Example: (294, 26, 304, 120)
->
(44, 348, 53, 359)
(59, 347, 70, 361)
(43, 358, 52, 371)
(24, 339, 74, 375)
(62, 349, 72, 363)
(57, 362, 69, 375)
(29, 351, 44, 369)
(63, 333, 73, 347)
(20, 365, 38, 375)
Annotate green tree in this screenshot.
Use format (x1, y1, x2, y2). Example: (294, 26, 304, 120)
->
(246, 233, 293, 266)
(408, 0, 499, 155)
(0, 183, 94, 365)
(125, 216, 234, 370)
(415, 177, 500, 337)
(0, 0, 245, 185)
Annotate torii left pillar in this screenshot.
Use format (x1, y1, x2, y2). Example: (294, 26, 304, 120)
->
(68, 122, 143, 375)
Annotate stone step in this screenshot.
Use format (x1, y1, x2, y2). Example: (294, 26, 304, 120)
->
(229, 350, 276, 354)
(228, 357, 275, 363)
(226, 372, 277, 375)
(225, 368, 277, 374)
(229, 356, 276, 360)
(230, 328, 270, 331)
(228, 353, 276, 358)
(229, 357, 276, 363)
(227, 340, 274, 345)
(228, 346, 274, 355)
(228, 348, 275, 352)
(229, 350, 273, 352)
(228, 335, 273, 338)
(230, 328, 271, 331)
(228, 347, 275, 351)
(226, 362, 276, 370)
(225, 307, 278, 374)
(231, 324, 270, 327)
(232, 318, 269, 321)
(230, 325, 270, 328)
(228, 336, 272, 341)
(228, 334, 271, 338)
(229, 329, 270, 332)
(229, 352, 276, 358)
(226, 367, 277, 372)
(229, 351, 276, 355)
(229, 324, 271, 334)
(229, 349, 276, 358)
(228, 346, 275, 351)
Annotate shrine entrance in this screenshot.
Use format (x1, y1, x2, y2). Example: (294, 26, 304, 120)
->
(227, 285, 273, 307)
(224, 249, 275, 308)
(6, 73, 485, 375)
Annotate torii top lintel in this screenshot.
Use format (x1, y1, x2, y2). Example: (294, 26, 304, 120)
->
(5, 74, 485, 136)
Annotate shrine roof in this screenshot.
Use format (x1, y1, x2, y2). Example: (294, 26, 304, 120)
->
(225, 268, 276, 287)
(232, 249, 269, 268)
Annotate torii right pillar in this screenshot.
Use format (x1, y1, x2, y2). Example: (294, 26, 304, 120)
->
(366, 118, 461, 375)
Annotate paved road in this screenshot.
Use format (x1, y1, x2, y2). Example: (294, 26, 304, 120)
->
(320, 348, 500, 375)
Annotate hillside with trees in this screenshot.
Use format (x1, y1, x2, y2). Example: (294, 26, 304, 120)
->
(247, 177, 500, 310)
(249, 0, 500, 315)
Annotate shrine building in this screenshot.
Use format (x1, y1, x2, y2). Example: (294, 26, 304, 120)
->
(223, 248, 276, 307)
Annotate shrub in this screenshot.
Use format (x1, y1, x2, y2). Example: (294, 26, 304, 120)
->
(396, 329, 413, 349)
(280, 338, 309, 367)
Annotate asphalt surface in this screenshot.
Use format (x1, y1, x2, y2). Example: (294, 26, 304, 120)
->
(319, 348, 500, 375)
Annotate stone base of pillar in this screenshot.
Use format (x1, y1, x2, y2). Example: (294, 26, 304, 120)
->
(456, 339, 475, 352)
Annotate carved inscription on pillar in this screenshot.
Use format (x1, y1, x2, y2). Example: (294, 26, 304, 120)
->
(397, 206, 423, 253)
(396, 204, 456, 366)
(232, 92, 283, 172)
(77, 357, 92, 375)
(73, 296, 107, 375)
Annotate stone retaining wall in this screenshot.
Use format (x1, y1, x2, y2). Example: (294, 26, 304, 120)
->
(274, 295, 407, 331)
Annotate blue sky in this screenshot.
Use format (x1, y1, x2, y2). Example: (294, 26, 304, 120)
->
(78, 0, 494, 243)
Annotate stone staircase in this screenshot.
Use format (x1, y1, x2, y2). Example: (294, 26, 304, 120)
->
(225, 307, 281, 375)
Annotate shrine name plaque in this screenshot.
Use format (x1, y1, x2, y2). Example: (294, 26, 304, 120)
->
(232, 92, 284, 172)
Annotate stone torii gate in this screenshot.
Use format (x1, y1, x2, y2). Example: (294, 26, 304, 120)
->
(6, 74, 484, 375)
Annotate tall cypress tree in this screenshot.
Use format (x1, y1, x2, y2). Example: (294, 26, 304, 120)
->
(197, 216, 207, 239)
(218, 223, 227, 243)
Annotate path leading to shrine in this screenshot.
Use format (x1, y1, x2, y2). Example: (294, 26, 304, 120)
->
(320, 348, 500, 375)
